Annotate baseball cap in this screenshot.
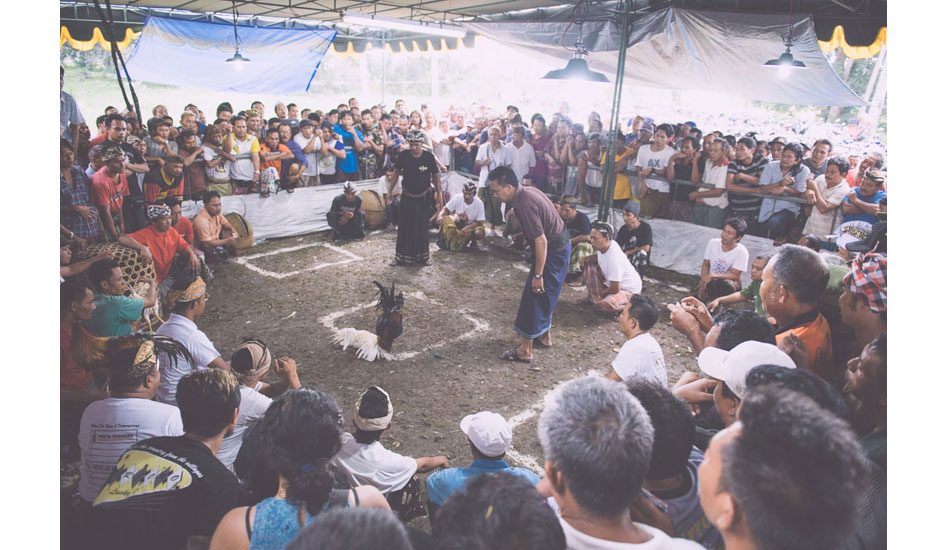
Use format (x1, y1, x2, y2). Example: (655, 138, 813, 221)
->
(864, 170, 886, 184)
(147, 117, 171, 131)
(831, 220, 873, 250)
(845, 221, 886, 253)
(698, 341, 795, 399)
(769, 136, 787, 145)
(640, 121, 655, 134)
(623, 201, 641, 216)
(460, 411, 511, 456)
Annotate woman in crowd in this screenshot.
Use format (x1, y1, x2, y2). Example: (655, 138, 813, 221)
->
(563, 131, 587, 198)
(529, 114, 551, 190)
(210, 389, 389, 550)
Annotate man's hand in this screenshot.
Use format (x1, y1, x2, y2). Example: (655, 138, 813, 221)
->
(138, 246, 153, 264)
(434, 456, 450, 469)
(778, 333, 810, 371)
(189, 252, 201, 273)
(73, 236, 88, 250)
(679, 297, 714, 332)
(668, 303, 701, 336)
(672, 377, 718, 415)
(804, 189, 817, 204)
(688, 191, 699, 201)
(770, 185, 787, 195)
(531, 276, 545, 294)
(227, 235, 239, 246)
(630, 490, 675, 536)
(274, 357, 298, 378)
(707, 297, 722, 312)
(75, 205, 96, 221)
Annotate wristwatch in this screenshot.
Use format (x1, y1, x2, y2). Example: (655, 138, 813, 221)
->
(534, 273, 542, 279)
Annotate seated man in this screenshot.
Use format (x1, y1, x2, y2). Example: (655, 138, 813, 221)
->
(154, 274, 230, 405)
(615, 201, 653, 275)
(332, 386, 448, 519)
(426, 411, 539, 515)
(118, 203, 201, 307)
(756, 143, 810, 244)
(606, 294, 666, 386)
(842, 169, 886, 225)
(327, 181, 365, 241)
(558, 196, 594, 275)
(376, 162, 402, 227)
(77, 334, 187, 504)
(437, 182, 486, 251)
(84, 258, 157, 337)
(143, 154, 185, 202)
(166, 197, 194, 247)
(90, 369, 242, 550)
(433, 472, 566, 549)
(582, 221, 643, 314)
(626, 381, 724, 549)
(761, 244, 836, 384)
(90, 146, 129, 241)
(698, 217, 749, 303)
(699, 386, 867, 550)
(193, 191, 238, 263)
(217, 340, 301, 470)
(259, 128, 295, 195)
(537, 377, 703, 549)
(708, 254, 770, 316)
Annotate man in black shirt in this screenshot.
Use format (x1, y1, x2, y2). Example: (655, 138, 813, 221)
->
(327, 181, 365, 242)
(558, 196, 594, 276)
(615, 201, 653, 275)
(393, 130, 442, 265)
(91, 368, 241, 550)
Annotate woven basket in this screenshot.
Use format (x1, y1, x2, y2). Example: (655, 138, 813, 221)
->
(360, 189, 386, 229)
(225, 212, 254, 251)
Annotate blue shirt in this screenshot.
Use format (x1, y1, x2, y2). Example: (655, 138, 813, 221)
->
(281, 138, 308, 175)
(425, 459, 541, 505)
(334, 125, 364, 174)
(756, 160, 811, 222)
(842, 189, 886, 225)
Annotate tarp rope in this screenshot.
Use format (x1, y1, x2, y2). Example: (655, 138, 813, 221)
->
(93, 0, 142, 127)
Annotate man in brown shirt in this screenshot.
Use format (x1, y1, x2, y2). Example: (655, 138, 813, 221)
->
(193, 191, 237, 263)
(490, 166, 571, 363)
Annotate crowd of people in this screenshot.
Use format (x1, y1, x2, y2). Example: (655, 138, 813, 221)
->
(61, 65, 887, 549)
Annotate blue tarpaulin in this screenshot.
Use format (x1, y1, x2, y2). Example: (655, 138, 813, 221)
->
(125, 16, 336, 94)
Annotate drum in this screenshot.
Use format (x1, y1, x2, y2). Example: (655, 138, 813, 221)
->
(360, 189, 387, 229)
(225, 212, 254, 251)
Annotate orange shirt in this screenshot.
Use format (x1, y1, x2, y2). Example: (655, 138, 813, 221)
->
(61, 323, 93, 392)
(128, 225, 189, 282)
(260, 143, 291, 176)
(193, 208, 235, 246)
(776, 309, 836, 384)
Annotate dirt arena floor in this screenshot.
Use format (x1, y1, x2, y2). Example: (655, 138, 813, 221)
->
(62, 227, 704, 532)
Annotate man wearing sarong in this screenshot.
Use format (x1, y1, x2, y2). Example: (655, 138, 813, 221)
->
(491, 166, 571, 363)
(558, 196, 594, 275)
(393, 130, 442, 266)
(581, 221, 643, 314)
(119, 203, 201, 311)
(436, 181, 485, 251)
(327, 181, 366, 242)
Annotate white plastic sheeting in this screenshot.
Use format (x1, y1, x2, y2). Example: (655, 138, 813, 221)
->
(464, 7, 865, 106)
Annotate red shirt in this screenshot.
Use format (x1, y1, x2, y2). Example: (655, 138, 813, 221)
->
(61, 323, 93, 392)
(90, 133, 108, 146)
(175, 217, 195, 246)
(128, 225, 190, 282)
(90, 166, 129, 214)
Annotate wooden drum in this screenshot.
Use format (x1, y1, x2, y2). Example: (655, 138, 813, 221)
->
(360, 189, 387, 230)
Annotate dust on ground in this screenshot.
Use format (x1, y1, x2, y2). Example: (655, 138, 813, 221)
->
(61, 228, 703, 530)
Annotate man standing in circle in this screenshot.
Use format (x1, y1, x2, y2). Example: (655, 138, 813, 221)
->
(392, 130, 442, 266)
(491, 166, 571, 363)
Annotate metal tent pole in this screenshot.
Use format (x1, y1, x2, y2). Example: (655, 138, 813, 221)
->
(598, 0, 631, 222)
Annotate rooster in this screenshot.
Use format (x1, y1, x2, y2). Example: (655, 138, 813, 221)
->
(332, 281, 405, 361)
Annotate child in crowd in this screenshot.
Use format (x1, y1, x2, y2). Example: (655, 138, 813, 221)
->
(708, 254, 770, 316)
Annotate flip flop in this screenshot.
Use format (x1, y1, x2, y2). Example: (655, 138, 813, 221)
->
(500, 348, 532, 363)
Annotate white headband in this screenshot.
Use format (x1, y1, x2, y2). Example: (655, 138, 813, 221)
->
(354, 386, 393, 431)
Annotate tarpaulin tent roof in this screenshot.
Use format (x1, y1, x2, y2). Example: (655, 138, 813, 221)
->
(61, 1, 885, 55)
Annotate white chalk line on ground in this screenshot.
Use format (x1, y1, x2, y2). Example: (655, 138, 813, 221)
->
(643, 276, 690, 293)
(234, 242, 364, 279)
(319, 291, 491, 361)
(504, 370, 603, 474)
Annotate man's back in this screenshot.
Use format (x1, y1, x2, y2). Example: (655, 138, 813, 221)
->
(155, 314, 220, 404)
(91, 436, 239, 550)
(777, 311, 836, 384)
(426, 459, 540, 506)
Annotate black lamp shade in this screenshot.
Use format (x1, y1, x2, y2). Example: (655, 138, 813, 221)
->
(764, 50, 806, 69)
(227, 51, 251, 63)
(543, 57, 610, 82)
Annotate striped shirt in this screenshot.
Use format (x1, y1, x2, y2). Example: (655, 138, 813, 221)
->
(726, 155, 769, 216)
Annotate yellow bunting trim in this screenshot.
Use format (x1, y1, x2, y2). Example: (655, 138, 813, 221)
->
(818, 26, 887, 59)
(61, 26, 140, 51)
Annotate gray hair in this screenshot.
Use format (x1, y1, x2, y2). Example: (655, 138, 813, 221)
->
(287, 507, 412, 550)
(538, 377, 654, 516)
(770, 245, 829, 304)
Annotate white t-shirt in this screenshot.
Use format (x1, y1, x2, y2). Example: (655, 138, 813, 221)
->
(217, 385, 273, 470)
(703, 238, 749, 280)
(318, 139, 344, 175)
(229, 134, 260, 181)
(554, 508, 704, 550)
(78, 397, 184, 502)
(476, 142, 513, 187)
(377, 174, 403, 196)
(203, 146, 231, 182)
(597, 241, 643, 294)
(698, 159, 730, 209)
(445, 193, 486, 222)
(506, 141, 537, 183)
(612, 333, 667, 386)
(154, 313, 222, 405)
(634, 145, 677, 193)
(331, 432, 418, 493)
(802, 175, 851, 237)
(428, 128, 453, 167)
(293, 132, 321, 177)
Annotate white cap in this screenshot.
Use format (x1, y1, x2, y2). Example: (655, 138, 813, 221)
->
(698, 341, 795, 399)
(460, 411, 511, 457)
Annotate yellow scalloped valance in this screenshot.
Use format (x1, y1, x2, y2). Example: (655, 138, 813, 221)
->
(60, 26, 140, 51)
(818, 25, 887, 59)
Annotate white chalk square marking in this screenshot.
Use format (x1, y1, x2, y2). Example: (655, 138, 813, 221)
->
(235, 242, 363, 279)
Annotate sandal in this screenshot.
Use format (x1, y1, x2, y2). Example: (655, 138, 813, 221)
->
(499, 348, 532, 363)
(534, 332, 553, 348)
